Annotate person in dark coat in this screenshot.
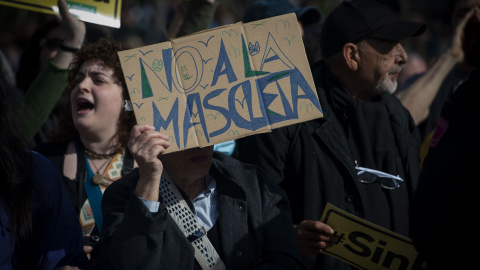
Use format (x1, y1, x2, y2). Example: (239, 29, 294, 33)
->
(100, 124, 305, 270)
(410, 5, 480, 269)
(235, 0, 426, 268)
(0, 46, 90, 270)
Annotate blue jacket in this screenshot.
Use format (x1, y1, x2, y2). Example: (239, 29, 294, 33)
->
(0, 152, 91, 270)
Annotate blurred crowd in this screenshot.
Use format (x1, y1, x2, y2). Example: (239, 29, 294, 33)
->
(1, 0, 478, 269)
(0, 0, 464, 85)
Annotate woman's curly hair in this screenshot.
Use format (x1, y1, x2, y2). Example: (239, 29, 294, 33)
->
(51, 38, 136, 149)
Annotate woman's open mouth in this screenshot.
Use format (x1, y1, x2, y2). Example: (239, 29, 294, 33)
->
(76, 98, 94, 114)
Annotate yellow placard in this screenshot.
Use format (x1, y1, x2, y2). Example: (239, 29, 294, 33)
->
(320, 203, 428, 270)
(0, 0, 121, 28)
(118, 13, 323, 153)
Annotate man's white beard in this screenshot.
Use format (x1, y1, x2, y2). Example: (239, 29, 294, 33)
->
(376, 78, 398, 94)
(376, 68, 401, 94)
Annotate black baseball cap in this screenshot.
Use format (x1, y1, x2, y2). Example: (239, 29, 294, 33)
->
(242, 0, 321, 25)
(320, 0, 426, 58)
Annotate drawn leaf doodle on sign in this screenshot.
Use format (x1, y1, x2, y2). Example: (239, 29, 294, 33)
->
(282, 36, 295, 46)
(152, 59, 163, 72)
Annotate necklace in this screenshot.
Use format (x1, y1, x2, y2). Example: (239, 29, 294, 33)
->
(89, 158, 112, 185)
(85, 148, 117, 159)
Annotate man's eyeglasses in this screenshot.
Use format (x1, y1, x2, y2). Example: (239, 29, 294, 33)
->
(355, 162, 404, 190)
(39, 38, 61, 50)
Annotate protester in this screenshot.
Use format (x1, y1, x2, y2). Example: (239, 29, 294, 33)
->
(235, 0, 426, 268)
(0, 53, 90, 270)
(100, 124, 305, 269)
(34, 0, 227, 265)
(411, 65, 480, 270)
(410, 5, 480, 270)
(15, 0, 86, 147)
(395, 0, 478, 143)
(34, 38, 137, 266)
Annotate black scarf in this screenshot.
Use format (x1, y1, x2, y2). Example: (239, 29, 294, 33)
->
(323, 66, 410, 236)
(322, 67, 400, 174)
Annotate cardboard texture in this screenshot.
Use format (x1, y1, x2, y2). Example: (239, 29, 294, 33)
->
(118, 13, 323, 153)
(320, 203, 427, 270)
(0, 0, 122, 28)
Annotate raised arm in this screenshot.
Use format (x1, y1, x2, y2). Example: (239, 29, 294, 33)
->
(16, 0, 85, 140)
(396, 7, 479, 125)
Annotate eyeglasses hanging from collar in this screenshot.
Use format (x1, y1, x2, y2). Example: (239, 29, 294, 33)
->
(355, 161, 404, 190)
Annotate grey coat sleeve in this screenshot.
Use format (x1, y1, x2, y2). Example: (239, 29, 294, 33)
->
(100, 172, 195, 270)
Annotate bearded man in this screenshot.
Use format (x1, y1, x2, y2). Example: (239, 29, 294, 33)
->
(235, 0, 426, 269)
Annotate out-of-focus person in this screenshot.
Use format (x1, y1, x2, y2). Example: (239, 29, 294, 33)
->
(0, 46, 91, 270)
(14, 0, 87, 147)
(236, 0, 426, 268)
(410, 4, 480, 270)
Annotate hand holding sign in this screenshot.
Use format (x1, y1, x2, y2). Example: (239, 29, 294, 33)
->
(128, 124, 170, 180)
(128, 124, 170, 202)
(52, 0, 85, 69)
(294, 220, 338, 257)
(58, 0, 85, 49)
(0, 0, 121, 28)
(320, 203, 427, 269)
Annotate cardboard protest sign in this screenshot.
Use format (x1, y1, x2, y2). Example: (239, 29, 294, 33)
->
(0, 0, 121, 28)
(320, 203, 428, 270)
(118, 13, 323, 153)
